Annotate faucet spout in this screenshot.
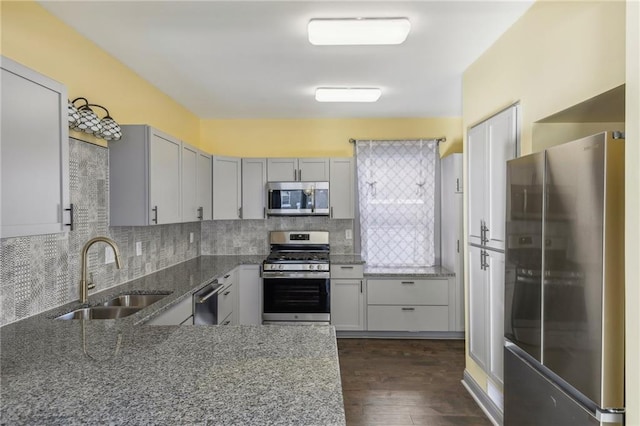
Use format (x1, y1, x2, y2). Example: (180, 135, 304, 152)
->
(80, 236, 122, 304)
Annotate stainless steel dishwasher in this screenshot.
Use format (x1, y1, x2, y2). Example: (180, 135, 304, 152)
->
(193, 281, 222, 325)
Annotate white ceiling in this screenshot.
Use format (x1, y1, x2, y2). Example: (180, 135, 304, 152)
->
(40, 1, 533, 119)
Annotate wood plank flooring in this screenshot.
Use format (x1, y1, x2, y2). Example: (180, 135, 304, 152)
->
(337, 339, 491, 426)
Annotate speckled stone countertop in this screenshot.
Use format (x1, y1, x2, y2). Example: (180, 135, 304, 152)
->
(0, 255, 346, 425)
(330, 254, 365, 264)
(364, 265, 455, 278)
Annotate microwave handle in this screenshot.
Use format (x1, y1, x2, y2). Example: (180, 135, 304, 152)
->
(267, 189, 272, 209)
(311, 187, 315, 213)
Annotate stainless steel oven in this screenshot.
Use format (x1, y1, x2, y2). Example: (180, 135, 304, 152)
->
(262, 231, 331, 324)
(266, 182, 329, 216)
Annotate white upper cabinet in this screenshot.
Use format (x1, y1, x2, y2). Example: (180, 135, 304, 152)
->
(181, 143, 199, 222)
(266, 158, 328, 181)
(242, 158, 267, 219)
(109, 125, 182, 226)
(213, 156, 242, 220)
(329, 158, 355, 219)
(467, 105, 518, 250)
(197, 151, 212, 221)
(1, 56, 70, 238)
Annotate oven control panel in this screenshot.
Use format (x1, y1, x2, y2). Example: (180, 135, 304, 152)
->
(263, 263, 330, 271)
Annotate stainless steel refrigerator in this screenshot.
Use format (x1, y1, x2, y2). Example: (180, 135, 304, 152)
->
(504, 132, 625, 425)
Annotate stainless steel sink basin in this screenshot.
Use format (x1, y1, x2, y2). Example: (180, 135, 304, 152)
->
(56, 306, 141, 320)
(101, 293, 168, 308)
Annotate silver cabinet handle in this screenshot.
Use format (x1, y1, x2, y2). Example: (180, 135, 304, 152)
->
(238, 207, 242, 219)
(480, 250, 485, 270)
(360, 280, 363, 293)
(223, 291, 231, 296)
(456, 178, 460, 192)
(401, 281, 415, 284)
(402, 307, 415, 311)
(294, 169, 297, 180)
(263, 207, 266, 219)
(197, 206, 203, 220)
(330, 206, 334, 218)
(340, 266, 354, 269)
(222, 320, 231, 325)
(152, 206, 158, 224)
(299, 169, 302, 181)
(64, 203, 75, 231)
(224, 274, 230, 279)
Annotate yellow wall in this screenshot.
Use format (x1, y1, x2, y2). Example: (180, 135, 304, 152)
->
(461, 0, 627, 404)
(625, 1, 639, 425)
(0, 0, 200, 147)
(201, 117, 462, 158)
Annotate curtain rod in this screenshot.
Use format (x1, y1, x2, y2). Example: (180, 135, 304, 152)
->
(349, 137, 446, 144)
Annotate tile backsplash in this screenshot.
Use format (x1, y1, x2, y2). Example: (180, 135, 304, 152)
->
(0, 139, 200, 326)
(201, 217, 355, 255)
(0, 138, 357, 326)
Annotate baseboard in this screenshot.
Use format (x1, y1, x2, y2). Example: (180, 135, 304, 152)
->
(462, 370, 503, 426)
(336, 331, 464, 339)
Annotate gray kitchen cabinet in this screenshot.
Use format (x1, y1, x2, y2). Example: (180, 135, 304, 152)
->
(441, 154, 464, 332)
(241, 158, 267, 219)
(181, 143, 199, 222)
(146, 296, 193, 326)
(330, 265, 365, 331)
(467, 105, 518, 250)
(329, 158, 355, 219)
(1, 56, 70, 238)
(212, 156, 241, 220)
(267, 158, 329, 181)
(469, 245, 505, 384)
(217, 269, 237, 325)
(197, 151, 212, 221)
(238, 264, 262, 325)
(366, 278, 451, 332)
(109, 125, 182, 226)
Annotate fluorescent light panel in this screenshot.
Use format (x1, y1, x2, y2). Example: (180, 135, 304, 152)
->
(315, 88, 382, 103)
(308, 18, 410, 46)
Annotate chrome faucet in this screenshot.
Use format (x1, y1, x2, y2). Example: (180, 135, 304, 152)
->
(80, 236, 122, 304)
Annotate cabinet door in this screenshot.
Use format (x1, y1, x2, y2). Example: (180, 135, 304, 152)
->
(197, 151, 212, 221)
(467, 123, 487, 245)
(238, 265, 262, 325)
(241, 158, 267, 219)
(469, 245, 488, 370)
(486, 107, 517, 250)
(298, 158, 329, 181)
(329, 158, 354, 219)
(267, 158, 297, 181)
(181, 143, 199, 222)
(487, 250, 505, 384)
(149, 129, 182, 224)
(213, 156, 241, 220)
(1, 57, 69, 238)
(331, 279, 365, 331)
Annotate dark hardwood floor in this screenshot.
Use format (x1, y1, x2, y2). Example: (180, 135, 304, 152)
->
(337, 339, 491, 426)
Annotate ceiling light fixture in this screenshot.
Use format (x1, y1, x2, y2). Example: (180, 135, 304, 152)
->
(308, 18, 411, 46)
(315, 88, 382, 103)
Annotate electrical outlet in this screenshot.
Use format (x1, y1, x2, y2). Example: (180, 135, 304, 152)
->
(105, 246, 115, 264)
(136, 241, 142, 256)
(345, 229, 353, 240)
(189, 232, 194, 244)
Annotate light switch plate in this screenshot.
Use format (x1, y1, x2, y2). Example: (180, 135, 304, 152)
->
(105, 247, 115, 264)
(345, 229, 353, 240)
(189, 232, 194, 244)
(136, 241, 142, 256)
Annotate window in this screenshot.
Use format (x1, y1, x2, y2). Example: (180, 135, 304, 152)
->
(356, 140, 439, 268)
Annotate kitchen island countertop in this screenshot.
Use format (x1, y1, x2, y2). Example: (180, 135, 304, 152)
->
(0, 255, 346, 425)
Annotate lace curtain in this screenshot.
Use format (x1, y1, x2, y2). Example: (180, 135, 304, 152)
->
(356, 140, 439, 268)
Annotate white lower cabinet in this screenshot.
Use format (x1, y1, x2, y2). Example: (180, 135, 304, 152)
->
(238, 265, 262, 325)
(217, 270, 237, 325)
(331, 265, 365, 331)
(146, 296, 193, 326)
(366, 278, 452, 332)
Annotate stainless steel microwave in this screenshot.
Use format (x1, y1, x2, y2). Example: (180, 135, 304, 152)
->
(266, 182, 329, 216)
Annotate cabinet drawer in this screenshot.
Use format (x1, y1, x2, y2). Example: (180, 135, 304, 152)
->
(146, 296, 192, 326)
(331, 264, 364, 279)
(367, 279, 448, 305)
(218, 283, 234, 322)
(367, 305, 449, 331)
(219, 312, 233, 326)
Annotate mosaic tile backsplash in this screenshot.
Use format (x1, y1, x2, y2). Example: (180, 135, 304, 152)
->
(0, 139, 200, 326)
(201, 217, 355, 255)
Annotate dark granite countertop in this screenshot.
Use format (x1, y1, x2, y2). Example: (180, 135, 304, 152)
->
(364, 265, 455, 278)
(330, 254, 365, 265)
(0, 255, 345, 425)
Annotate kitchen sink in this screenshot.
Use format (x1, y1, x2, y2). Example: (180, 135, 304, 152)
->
(101, 293, 168, 308)
(55, 306, 142, 320)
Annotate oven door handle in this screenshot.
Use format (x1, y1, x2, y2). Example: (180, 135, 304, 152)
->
(262, 271, 330, 279)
